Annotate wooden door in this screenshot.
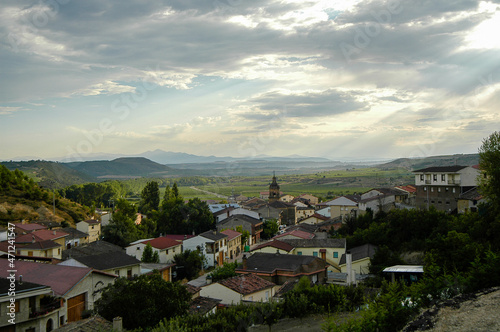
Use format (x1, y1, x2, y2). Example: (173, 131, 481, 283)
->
(67, 293, 86, 322)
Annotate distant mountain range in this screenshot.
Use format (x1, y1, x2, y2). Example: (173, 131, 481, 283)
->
(0, 152, 480, 189)
(52, 149, 335, 164)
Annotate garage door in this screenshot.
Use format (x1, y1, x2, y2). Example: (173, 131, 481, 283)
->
(67, 293, 86, 322)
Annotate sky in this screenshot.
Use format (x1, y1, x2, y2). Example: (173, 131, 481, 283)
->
(1, 0, 500, 162)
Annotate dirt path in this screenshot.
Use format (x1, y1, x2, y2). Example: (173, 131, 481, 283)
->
(189, 186, 228, 199)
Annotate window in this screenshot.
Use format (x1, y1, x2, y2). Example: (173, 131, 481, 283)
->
(313, 252, 318, 257)
(297, 251, 302, 255)
(265, 291, 269, 301)
(424, 187, 427, 191)
(453, 188, 456, 193)
(420, 174, 424, 181)
(333, 252, 338, 258)
(431, 187, 434, 192)
(127, 269, 132, 278)
(137, 246, 140, 250)
(115, 270, 120, 276)
(445, 187, 449, 192)
(438, 188, 441, 192)
(441, 174, 446, 181)
(433, 174, 437, 181)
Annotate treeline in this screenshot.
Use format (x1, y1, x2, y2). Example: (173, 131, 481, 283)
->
(101, 182, 215, 247)
(59, 176, 223, 208)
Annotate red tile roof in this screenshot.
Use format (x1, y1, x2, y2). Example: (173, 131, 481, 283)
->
(16, 229, 69, 243)
(252, 239, 294, 252)
(14, 223, 47, 232)
(221, 229, 242, 240)
(143, 236, 181, 250)
(218, 273, 275, 295)
(273, 229, 315, 240)
(163, 234, 195, 241)
(395, 185, 417, 193)
(0, 258, 93, 296)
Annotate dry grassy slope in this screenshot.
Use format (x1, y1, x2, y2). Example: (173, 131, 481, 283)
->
(403, 287, 500, 332)
(0, 193, 88, 225)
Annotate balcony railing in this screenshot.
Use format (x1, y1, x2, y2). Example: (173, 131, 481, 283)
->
(448, 180, 460, 185)
(29, 301, 61, 318)
(425, 180, 431, 184)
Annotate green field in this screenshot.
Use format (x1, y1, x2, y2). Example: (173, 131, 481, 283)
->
(180, 167, 414, 201)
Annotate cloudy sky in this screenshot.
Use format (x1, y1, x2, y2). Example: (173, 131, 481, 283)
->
(1, 0, 499, 162)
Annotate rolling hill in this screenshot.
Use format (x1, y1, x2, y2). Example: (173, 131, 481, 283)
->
(64, 157, 174, 178)
(1, 160, 95, 189)
(377, 154, 479, 171)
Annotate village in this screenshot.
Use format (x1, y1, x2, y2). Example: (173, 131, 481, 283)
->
(0, 164, 486, 331)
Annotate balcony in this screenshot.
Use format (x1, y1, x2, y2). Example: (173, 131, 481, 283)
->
(29, 301, 61, 319)
(425, 180, 432, 184)
(448, 180, 460, 185)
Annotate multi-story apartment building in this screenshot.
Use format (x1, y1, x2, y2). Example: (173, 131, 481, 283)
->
(413, 165, 480, 212)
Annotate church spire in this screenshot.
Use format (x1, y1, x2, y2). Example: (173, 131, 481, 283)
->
(269, 171, 280, 202)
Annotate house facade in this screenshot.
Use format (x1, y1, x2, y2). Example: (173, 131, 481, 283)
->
(126, 237, 182, 264)
(339, 244, 378, 275)
(280, 238, 346, 272)
(0, 278, 60, 332)
(323, 196, 360, 220)
(200, 274, 276, 305)
(236, 252, 329, 285)
(413, 166, 480, 212)
(0, 259, 116, 325)
(183, 231, 228, 268)
(220, 229, 242, 261)
(76, 220, 101, 242)
(216, 214, 263, 245)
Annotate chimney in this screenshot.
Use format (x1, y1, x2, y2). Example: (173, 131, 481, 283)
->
(113, 317, 123, 332)
(31, 234, 35, 243)
(53, 230, 56, 236)
(242, 254, 248, 270)
(346, 251, 355, 285)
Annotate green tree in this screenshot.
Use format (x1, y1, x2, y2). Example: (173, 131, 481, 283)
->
(140, 181, 160, 214)
(262, 219, 279, 239)
(478, 131, 500, 212)
(95, 273, 191, 330)
(173, 249, 205, 281)
(208, 262, 237, 282)
(142, 242, 160, 263)
(102, 199, 143, 247)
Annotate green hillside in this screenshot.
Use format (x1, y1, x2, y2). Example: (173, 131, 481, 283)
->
(0, 165, 89, 225)
(377, 153, 479, 171)
(1, 160, 95, 189)
(65, 157, 174, 178)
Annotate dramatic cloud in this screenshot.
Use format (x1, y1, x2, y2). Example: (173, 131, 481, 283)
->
(1, 0, 499, 160)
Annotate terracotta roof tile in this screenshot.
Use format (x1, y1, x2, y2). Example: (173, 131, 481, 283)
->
(273, 229, 315, 240)
(221, 229, 242, 240)
(218, 273, 275, 295)
(143, 236, 181, 250)
(0, 258, 93, 296)
(252, 239, 294, 252)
